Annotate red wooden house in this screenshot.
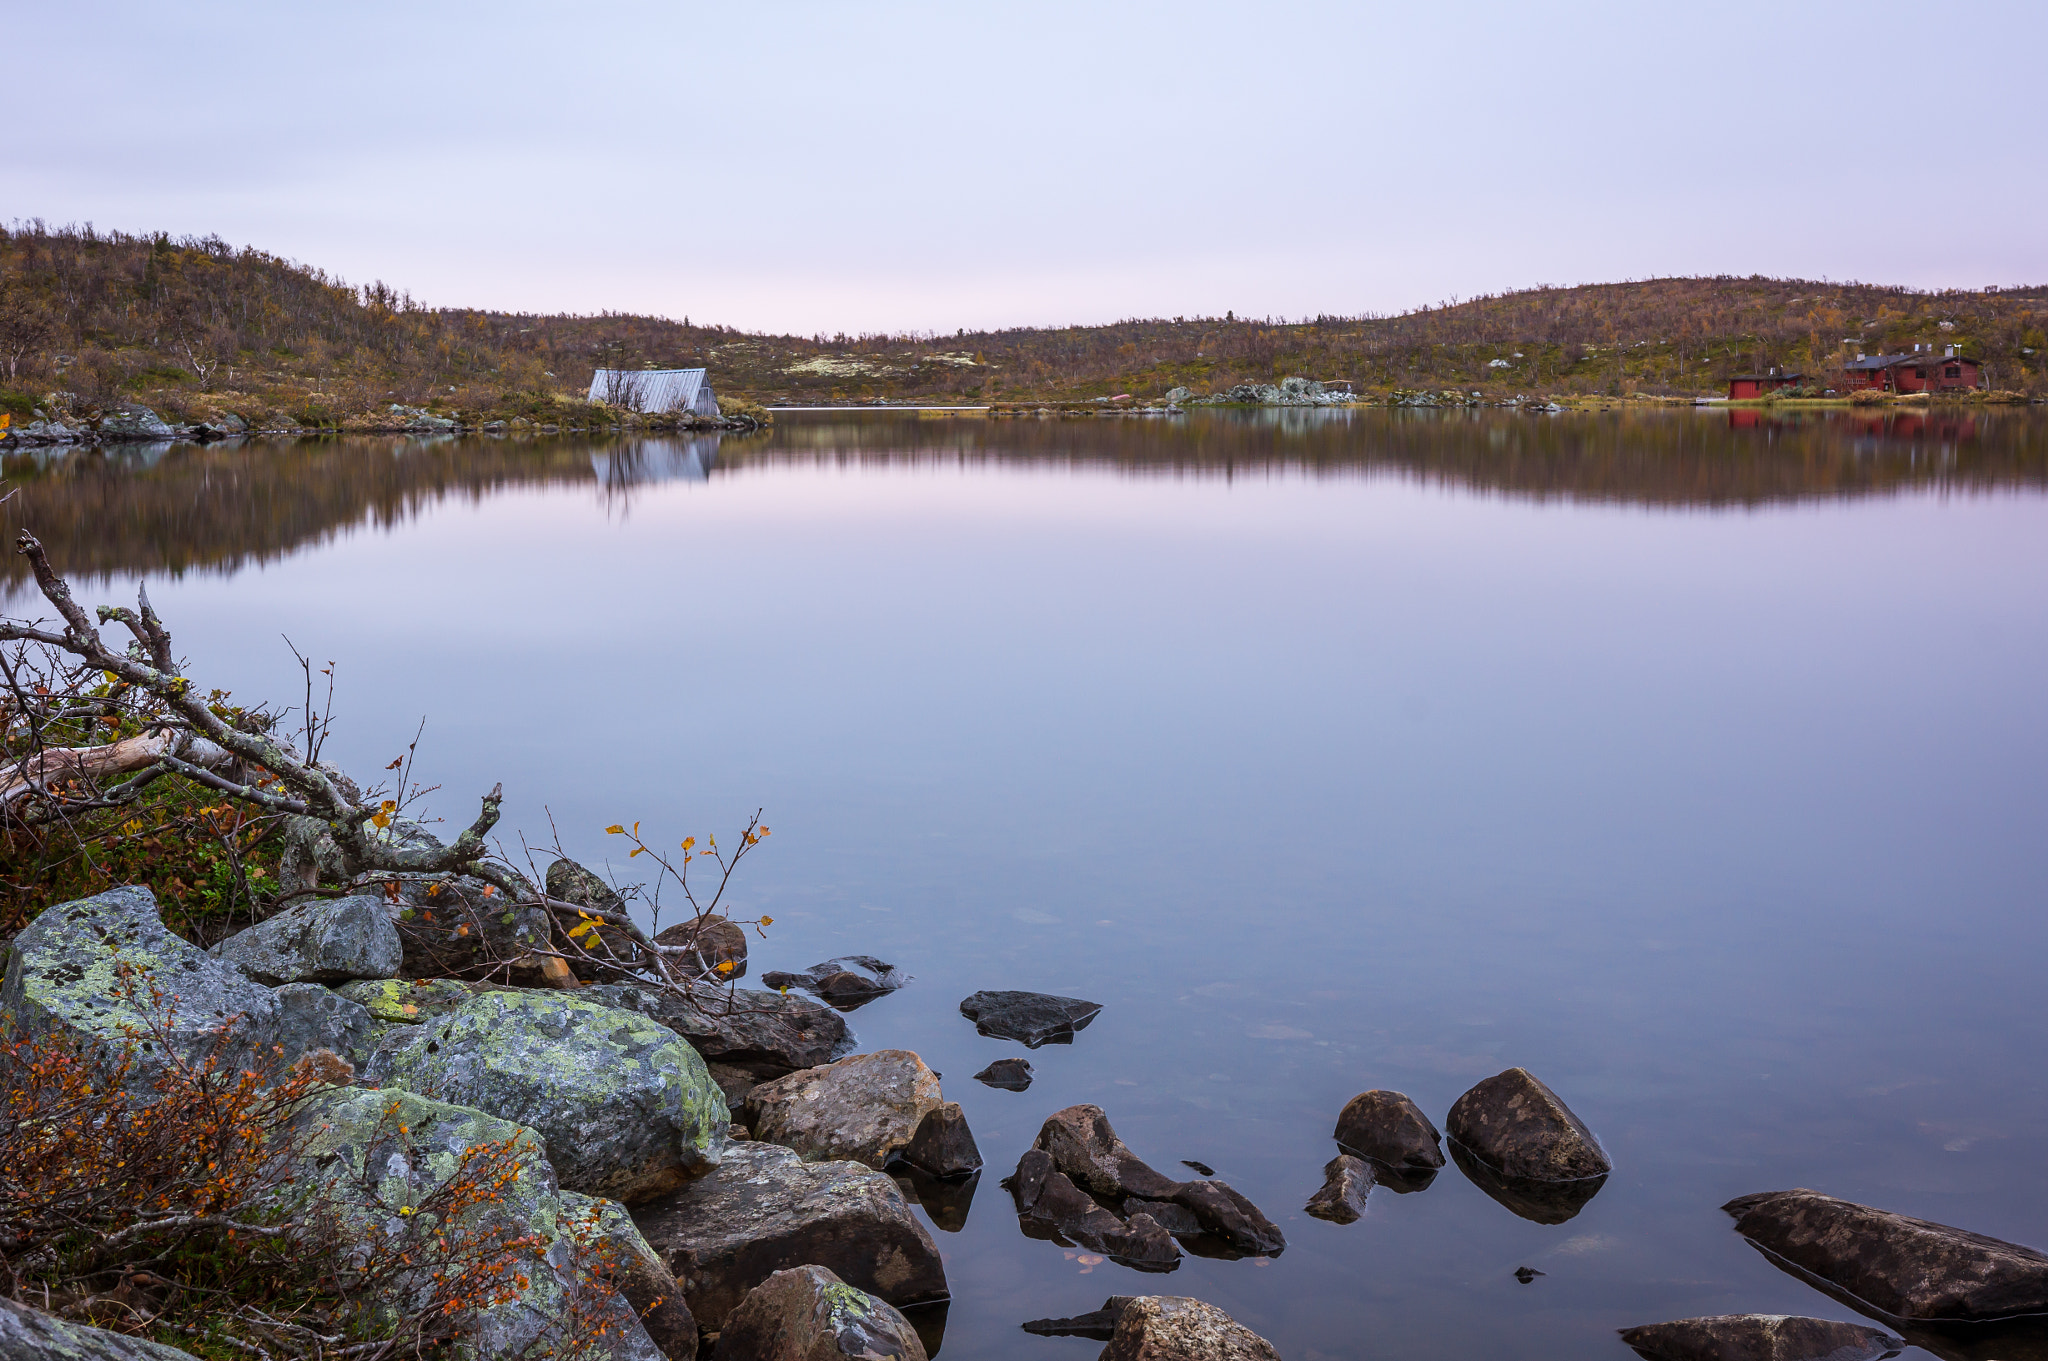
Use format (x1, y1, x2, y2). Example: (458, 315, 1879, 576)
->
(1836, 345, 1982, 393)
(1726, 369, 1805, 399)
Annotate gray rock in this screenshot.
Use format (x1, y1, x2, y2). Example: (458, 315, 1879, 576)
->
(287, 1086, 662, 1360)
(1446, 1067, 1611, 1182)
(899, 1102, 981, 1178)
(333, 975, 475, 1023)
(209, 894, 402, 985)
(0, 885, 281, 1086)
(973, 1057, 1033, 1090)
(583, 980, 855, 1080)
(762, 956, 904, 1009)
(1333, 1089, 1444, 1171)
(958, 990, 1101, 1047)
(630, 1140, 950, 1332)
(1725, 1189, 2048, 1323)
(0, 1296, 200, 1359)
(363, 989, 728, 1204)
(1032, 1104, 1285, 1256)
(1163, 387, 1192, 403)
(1619, 1314, 1904, 1361)
(546, 857, 645, 977)
(743, 1050, 942, 1169)
(560, 1191, 699, 1359)
(1304, 1153, 1374, 1224)
(1009, 1149, 1181, 1270)
(97, 404, 176, 440)
(272, 982, 380, 1067)
(712, 1264, 927, 1361)
(1102, 1296, 1280, 1361)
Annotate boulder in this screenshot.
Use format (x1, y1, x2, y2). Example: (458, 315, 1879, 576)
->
(1008, 1149, 1181, 1271)
(1619, 1315, 1904, 1361)
(973, 1057, 1033, 1090)
(712, 1265, 927, 1361)
(1032, 1105, 1285, 1256)
(1445, 1067, 1611, 1182)
(1102, 1296, 1280, 1361)
(546, 857, 647, 977)
(706, 1060, 759, 1112)
(1724, 1189, 2048, 1323)
(0, 1295, 200, 1359)
(560, 1191, 699, 1360)
(272, 982, 381, 1068)
(208, 894, 402, 985)
(655, 915, 750, 981)
(959, 989, 1101, 1047)
(0, 885, 281, 1085)
(582, 981, 854, 1080)
(287, 1086, 662, 1360)
(743, 1050, 942, 1169)
(362, 989, 727, 1203)
(763, 956, 905, 1010)
(97, 404, 176, 440)
(1333, 1089, 1444, 1172)
(899, 1102, 981, 1178)
(1304, 1154, 1374, 1225)
(630, 1140, 950, 1332)
(1448, 1139, 1606, 1224)
(334, 975, 475, 1023)
(389, 873, 555, 982)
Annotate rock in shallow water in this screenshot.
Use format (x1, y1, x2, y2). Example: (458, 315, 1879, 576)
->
(899, 1101, 982, 1178)
(974, 1057, 1033, 1090)
(959, 989, 1102, 1047)
(1618, 1314, 1903, 1361)
(1446, 1067, 1611, 1182)
(763, 956, 906, 1009)
(713, 1264, 927, 1361)
(1102, 1296, 1280, 1361)
(743, 1049, 942, 1170)
(1304, 1154, 1375, 1224)
(1008, 1148, 1181, 1271)
(1449, 1139, 1606, 1224)
(1032, 1104, 1285, 1256)
(1333, 1089, 1444, 1171)
(209, 893, 401, 985)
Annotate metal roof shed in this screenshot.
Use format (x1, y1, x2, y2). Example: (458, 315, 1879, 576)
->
(587, 367, 720, 416)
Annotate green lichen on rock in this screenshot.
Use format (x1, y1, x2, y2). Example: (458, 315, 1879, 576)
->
(0, 1295, 201, 1359)
(333, 976, 473, 1023)
(363, 989, 728, 1203)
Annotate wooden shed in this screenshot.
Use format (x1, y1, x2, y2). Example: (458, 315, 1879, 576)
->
(1726, 369, 1805, 400)
(587, 367, 720, 416)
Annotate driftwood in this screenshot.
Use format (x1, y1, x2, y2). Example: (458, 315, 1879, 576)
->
(0, 728, 232, 808)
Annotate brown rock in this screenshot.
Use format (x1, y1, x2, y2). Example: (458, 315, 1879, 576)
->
(1101, 1296, 1280, 1361)
(1031, 1106, 1284, 1256)
(1619, 1314, 1903, 1361)
(1448, 1139, 1606, 1224)
(744, 1050, 943, 1169)
(568, 1192, 699, 1359)
(579, 981, 854, 1081)
(1333, 1089, 1444, 1171)
(900, 1102, 982, 1178)
(1008, 1150, 1181, 1271)
(711, 1265, 926, 1361)
(655, 915, 750, 982)
(1304, 1154, 1375, 1224)
(1445, 1067, 1610, 1182)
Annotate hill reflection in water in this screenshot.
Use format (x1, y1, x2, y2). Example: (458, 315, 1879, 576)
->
(5, 408, 2043, 589)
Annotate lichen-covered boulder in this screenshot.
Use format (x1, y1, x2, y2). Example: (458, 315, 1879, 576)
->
(631, 1140, 949, 1332)
(1446, 1067, 1611, 1182)
(363, 990, 727, 1203)
(273, 982, 381, 1068)
(288, 1087, 662, 1360)
(713, 1265, 927, 1361)
(209, 894, 402, 985)
(1102, 1296, 1280, 1361)
(583, 981, 854, 1080)
(0, 885, 281, 1084)
(0, 1295, 200, 1359)
(559, 1191, 699, 1360)
(334, 976, 475, 1023)
(743, 1050, 942, 1169)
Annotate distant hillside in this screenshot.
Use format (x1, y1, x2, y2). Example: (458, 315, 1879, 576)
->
(2, 222, 2043, 424)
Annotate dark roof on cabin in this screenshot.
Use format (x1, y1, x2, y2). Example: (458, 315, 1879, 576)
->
(1727, 372, 1806, 382)
(1842, 352, 1974, 371)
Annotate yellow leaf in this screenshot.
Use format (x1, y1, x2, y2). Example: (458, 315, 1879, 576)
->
(103, 670, 119, 684)
(715, 960, 735, 975)
(380, 799, 397, 814)
(370, 811, 392, 829)
(629, 846, 644, 858)
(681, 836, 695, 850)
(605, 824, 625, 835)
(759, 915, 774, 926)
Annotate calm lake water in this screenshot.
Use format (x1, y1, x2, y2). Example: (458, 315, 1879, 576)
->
(8, 407, 2048, 1359)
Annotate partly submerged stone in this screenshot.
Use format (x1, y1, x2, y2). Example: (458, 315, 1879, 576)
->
(0, 1295, 200, 1359)
(1022, 1298, 1132, 1340)
(362, 989, 727, 1203)
(899, 1102, 981, 1178)
(630, 1140, 950, 1332)
(1619, 1314, 1904, 1361)
(1333, 1089, 1444, 1172)
(1724, 1189, 2048, 1324)
(743, 1050, 942, 1170)
(209, 894, 402, 985)
(1032, 1104, 1285, 1256)
(1009, 1149, 1181, 1271)
(333, 975, 474, 1023)
(712, 1264, 927, 1361)
(1304, 1154, 1375, 1225)
(762, 956, 906, 1010)
(272, 982, 380, 1068)
(958, 989, 1101, 1047)
(1102, 1296, 1281, 1361)
(583, 980, 854, 1080)
(0, 884, 282, 1085)
(891, 1163, 980, 1234)
(973, 1057, 1033, 1090)
(1449, 1139, 1606, 1224)
(1445, 1067, 1611, 1182)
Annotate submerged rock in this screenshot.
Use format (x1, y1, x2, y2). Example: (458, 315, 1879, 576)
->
(0, 1295, 200, 1359)
(899, 1101, 982, 1178)
(974, 1057, 1033, 1090)
(763, 956, 906, 1010)
(712, 1265, 927, 1361)
(209, 893, 402, 985)
(363, 989, 727, 1203)
(1724, 1189, 2048, 1324)
(583, 980, 855, 1080)
(958, 989, 1102, 1047)
(1446, 1067, 1611, 1182)
(1008, 1149, 1181, 1271)
(1032, 1104, 1285, 1256)
(1304, 1154, 1375, 1224)
(743, 1050, 942, 1170)
(1022, 1298, 1131, 1340)
(1102, 1296, 1281, 1361)
(631, 1140, 949, 1332)
(1449, 1139, 1606, 1224)
(1619, 1315, 1904, 1361)
(1333, 1089, 1444, 1172)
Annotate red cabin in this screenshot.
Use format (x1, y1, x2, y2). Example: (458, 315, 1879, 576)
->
(1726, 369, 1805, 400)
(1835, 346, 1982, 393)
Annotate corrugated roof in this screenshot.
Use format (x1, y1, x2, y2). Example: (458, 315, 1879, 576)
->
(586, 368, 717, 414)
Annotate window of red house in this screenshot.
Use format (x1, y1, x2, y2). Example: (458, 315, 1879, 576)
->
(1946, 366, 1962, 378)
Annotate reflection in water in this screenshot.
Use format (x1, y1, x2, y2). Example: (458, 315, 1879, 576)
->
(1740, 1242, 2048, 1361)
(1447, 1140, 1607, 1224)
(6, 410, 2046, 590)
(891, 1164, 978, 1233)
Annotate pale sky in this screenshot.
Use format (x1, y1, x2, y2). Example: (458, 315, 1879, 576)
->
(10, 0, 2044, 334)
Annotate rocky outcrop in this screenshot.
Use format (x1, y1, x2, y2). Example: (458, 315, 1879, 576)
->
(959, 990, 1101, 1047)
(209, 894, 402, 985)
(899, 1102, 981, 1178)
(0, 1295, 201, 1359)
(712, 1265, 927, 1361)
(1724, 1189, 2048, 1323)
(583, 980, 855, 1080)
(1303, 1154, 1374, 1224)
(1008, 1149, 1181, 1270)
(1101, 1296, 1281, 1361)
(973, 1057, 1033, 1090)
(762, 956, 905, 1009)
(1446, 1068, 1611, 1182)
(363, 989, 727, 1203)
(1333, 1089, 1444, 1172)
(273, 982, 382, 1068)
(631, 1140, 949, 1332)
(742, 1050, 942, 1170)
(1618, 1314, 1904, 1361)
(0, 885, 282, 1085)
(1032, 1105, 1285, 1256)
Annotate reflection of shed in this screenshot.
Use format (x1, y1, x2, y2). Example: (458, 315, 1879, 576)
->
(1727, 369, 1805, 399)
(586, 367, 720, 416)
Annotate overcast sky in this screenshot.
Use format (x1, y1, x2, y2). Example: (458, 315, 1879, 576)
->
(9, 1, 2044, 334)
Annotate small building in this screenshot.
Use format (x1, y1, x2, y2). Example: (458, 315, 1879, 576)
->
(586, 367, 720, 416)
(1835, 345, 1982, 394)
(1726, 368, 1806, 400)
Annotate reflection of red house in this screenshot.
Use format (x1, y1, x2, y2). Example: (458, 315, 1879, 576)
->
(1836, 345, 1982, 393)
(1726, 369, 1805, 399)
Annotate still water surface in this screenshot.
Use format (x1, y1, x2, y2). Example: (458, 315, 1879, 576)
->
(9, 408, 2048, 1359)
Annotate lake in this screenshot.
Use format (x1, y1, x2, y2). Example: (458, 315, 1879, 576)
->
(7, 406, 2047, 1360)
